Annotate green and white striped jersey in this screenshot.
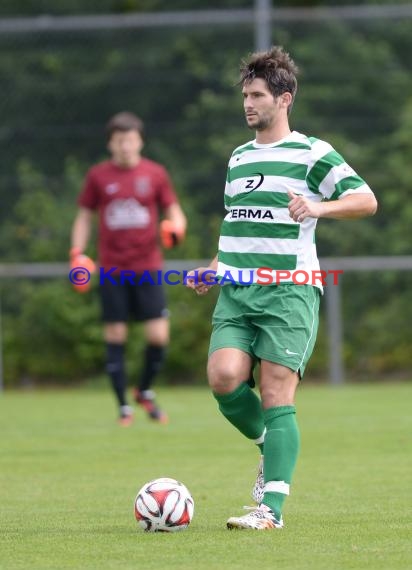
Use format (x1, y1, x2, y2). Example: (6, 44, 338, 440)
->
(217, 130, 373, 288)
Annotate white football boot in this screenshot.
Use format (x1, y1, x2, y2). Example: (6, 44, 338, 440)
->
(227, 505, 283, 530)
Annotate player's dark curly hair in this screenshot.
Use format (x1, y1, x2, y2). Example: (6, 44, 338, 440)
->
(106, 111, 145, 140)
(239, 46, 298, 114)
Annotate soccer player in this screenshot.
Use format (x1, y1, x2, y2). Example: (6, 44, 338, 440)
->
(186, 46, 377, 529)
(70, 112, 186, 426)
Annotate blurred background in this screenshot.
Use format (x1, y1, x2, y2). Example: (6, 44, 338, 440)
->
(0, 0, 411, 388)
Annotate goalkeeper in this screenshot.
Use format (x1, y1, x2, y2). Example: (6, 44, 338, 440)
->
(70, 111, 186, 426)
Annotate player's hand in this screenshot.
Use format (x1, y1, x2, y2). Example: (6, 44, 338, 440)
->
(287, 190, 321, 222)
(69, 247, 96, 293)
(185, 267, 217, 296)
(160, 220, 185, 249)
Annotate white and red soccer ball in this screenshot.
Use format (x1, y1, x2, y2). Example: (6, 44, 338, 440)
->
(134, 477, 194, 532)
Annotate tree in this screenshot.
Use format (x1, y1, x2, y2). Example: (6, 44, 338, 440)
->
(1, 2, 412, 383)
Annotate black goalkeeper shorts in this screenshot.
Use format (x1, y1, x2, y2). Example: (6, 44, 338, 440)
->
(99, 272, 168, 323)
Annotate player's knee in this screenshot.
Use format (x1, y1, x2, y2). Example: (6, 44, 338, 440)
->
(207, 360, 241, 394)
(260, 367, 299, 408)
(104, 323, 128, 344)
(144, 317, 169, 345)
(146, 332, 169, 346)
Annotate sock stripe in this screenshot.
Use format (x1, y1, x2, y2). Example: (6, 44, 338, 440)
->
(254, 428, 266, 445)
(264, 481, 290, 496)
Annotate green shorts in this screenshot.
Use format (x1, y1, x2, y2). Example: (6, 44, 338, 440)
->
(209, 284, 320, 378)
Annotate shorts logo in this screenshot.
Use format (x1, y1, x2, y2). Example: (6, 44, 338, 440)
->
(285, 349, 299, 356)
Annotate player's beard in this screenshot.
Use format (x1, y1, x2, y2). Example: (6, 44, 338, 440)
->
(246, 112, 274, 132)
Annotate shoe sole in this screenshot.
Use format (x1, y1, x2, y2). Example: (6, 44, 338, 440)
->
(118, 417, 134, 427)
(227, 520, 244, 530)
(150, 414, 169, 424)
(226, 518, 282, 530)
(135, 398, 168, 423)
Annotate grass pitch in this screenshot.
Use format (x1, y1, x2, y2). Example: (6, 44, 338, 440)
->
(0, 382, 411, 570)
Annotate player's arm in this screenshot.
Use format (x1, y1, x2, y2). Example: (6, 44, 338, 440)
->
(71, 207, 94, 253)
(288, 190, 377, 222)
(316, 192, 377, 219)
(186, 255, 218, 296)
(160, 203, 187, 248)
(69, 207, 96, 292)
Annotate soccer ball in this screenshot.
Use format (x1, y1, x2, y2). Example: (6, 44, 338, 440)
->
(134, 477, 194, 532)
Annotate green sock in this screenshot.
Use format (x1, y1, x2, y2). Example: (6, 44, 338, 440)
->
(261, 405, 300, 520)
(213, 382, 265, 447)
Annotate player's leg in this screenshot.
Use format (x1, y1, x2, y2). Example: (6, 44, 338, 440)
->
(227, 363, 298, 530)
(257, 285, 320, 522)
(100, 279, 133, 425)
(132, 276, 169, 422)
(134, 317, 169, 423)
(140, 318, 169, 395)
(260, 363, 300, 519)
(208, 286, 265, 452)
(227, 284, 320, 529)
(208, 348, 265, 447)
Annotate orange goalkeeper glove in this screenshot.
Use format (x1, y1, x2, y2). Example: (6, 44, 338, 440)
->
(69, 247, 96, 293)
(160, 220, 185, 249)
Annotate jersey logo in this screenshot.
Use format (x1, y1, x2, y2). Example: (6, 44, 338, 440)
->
(105, 198, 150, 229)
(105, 183, 119, 195)
(135, 176, 151, 197)
(244, 172, 264, 192)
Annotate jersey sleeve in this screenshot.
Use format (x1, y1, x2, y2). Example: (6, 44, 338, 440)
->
(156, 165, 178, 210)
(306, 139, 373, 200)
(78, 168, 100, 210)
(224, 165, 232, 211)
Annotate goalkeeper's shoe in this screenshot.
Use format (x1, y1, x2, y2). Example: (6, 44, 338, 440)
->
(252, 455, 264, 504)
(227, 505, 283, 530)
(133, 389, 169, 424)
(118, 405, 134, 427)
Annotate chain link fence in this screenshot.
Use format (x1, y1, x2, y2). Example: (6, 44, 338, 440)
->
(1, 4, 411, 385)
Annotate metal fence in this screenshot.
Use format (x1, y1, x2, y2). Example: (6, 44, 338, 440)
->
(1, 256, 411, 390)
(1, 5, 411, 388)
(1, 3, 412, 185)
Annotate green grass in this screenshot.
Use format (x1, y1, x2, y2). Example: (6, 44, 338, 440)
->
(0, 383, 411, 570)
